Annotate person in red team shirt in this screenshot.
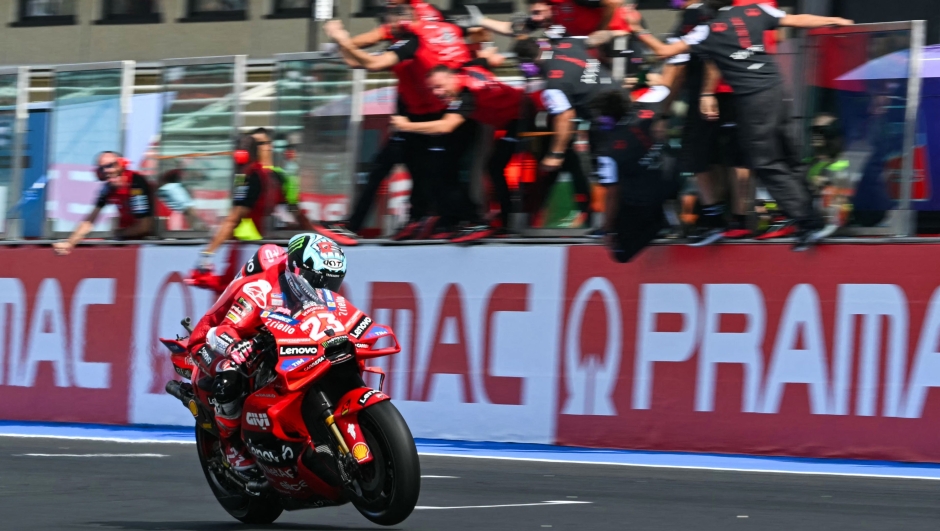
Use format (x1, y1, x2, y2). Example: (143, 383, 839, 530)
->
(189, 233, 347, 477)
(326, 14, 478, 239)
(53, 150, 155, 255)
(466, 0, 622, 38)
(391, 65, 524, 241)
(196, 134, 283, 270)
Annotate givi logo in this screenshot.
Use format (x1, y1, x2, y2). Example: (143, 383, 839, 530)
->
(558, 245, 940, 462)
(0, 248, 136, 423)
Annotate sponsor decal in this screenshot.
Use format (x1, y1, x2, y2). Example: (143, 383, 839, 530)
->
(243, 280, 272, 307)
(324, 335, 350, 349)
(263, 248, 281, 263)
(259, 463, 295, 479)
(198, 346, 213, 366)
(279, 346, 318, 356)
(225, 308, 245, 324)
(279, 358, 311, 372)
(244, 256, 261, 275)
(236, 297, 253, 312)
(277, 479, 309, 492)
(245, 412, 271, 429)
(351, 442, 371, 463)
(355, 343, 370, 350)
(303, 356, 327, 371)
(271, 294, 283, 308)
(279, 337, 314, 345)
(254, 392, 277, 398)
(261, 310, 300, 326)
(358, 389, 384, 406)
(349, 316, 372, 340)
(363, 326, 390, 340)
(267, 321, 297, 335)
(322, 258, 344, 270)
(217, 332, 235, 348)
(247, 443, 278, 463)
(174, 366, 192, 379)
(346, 423, 357, 439)
(321, 289, 337, 311)
(336, 296, 348, 316)
(129, 194, 149, 215)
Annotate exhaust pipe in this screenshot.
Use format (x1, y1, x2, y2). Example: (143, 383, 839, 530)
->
(166, 380, 194, 402)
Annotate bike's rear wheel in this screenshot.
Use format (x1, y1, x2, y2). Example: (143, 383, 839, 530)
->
(352, 400, 421, 526)
(195, 425, 283, 524)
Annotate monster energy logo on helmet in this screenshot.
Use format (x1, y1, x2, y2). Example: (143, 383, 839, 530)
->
(287, 234, 307, 254)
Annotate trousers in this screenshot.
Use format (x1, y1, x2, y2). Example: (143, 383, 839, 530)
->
(734, 84, 820, 228)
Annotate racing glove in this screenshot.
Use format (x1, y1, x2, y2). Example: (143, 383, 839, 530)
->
(226, 339, 254, 366)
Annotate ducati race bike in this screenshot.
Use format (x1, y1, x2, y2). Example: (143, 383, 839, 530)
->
(162, 280, 420, 525)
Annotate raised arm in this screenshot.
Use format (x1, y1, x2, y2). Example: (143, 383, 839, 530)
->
(326, 20, 402, 72)
(53, 206, 102, 256)
(780, 14, 853, 29)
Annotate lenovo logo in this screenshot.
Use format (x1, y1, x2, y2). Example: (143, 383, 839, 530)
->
(280, 346, 318, 356)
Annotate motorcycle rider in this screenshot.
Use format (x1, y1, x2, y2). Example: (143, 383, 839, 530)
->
(188, 233, 347, 475)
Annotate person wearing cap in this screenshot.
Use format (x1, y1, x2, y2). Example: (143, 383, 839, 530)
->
(52, 151, 155, 255)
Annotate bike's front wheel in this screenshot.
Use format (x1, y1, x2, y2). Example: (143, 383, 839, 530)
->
(351, 400, 421, 526)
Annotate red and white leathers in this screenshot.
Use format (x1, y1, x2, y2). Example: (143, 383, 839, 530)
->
(189, 244, 287, 470)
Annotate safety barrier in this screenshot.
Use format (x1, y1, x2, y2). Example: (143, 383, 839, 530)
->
(0, 21, 931, 240)
(4, 242, 940, 462)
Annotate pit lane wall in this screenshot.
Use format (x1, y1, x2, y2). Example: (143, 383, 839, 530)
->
(5, 243, 940, 462)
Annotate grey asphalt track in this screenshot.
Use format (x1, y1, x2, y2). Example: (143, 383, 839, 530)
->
(2, 436, 940, 531)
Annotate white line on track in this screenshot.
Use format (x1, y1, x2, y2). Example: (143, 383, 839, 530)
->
(5, 432, 940, 482)
(14, 453, 168, 458)
(421, 475, 459, 479)
(416, 500, 592, 510)
(0, 434, 193, 444)
(416, 452, 940, 482)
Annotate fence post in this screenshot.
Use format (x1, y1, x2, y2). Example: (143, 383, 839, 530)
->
(897, 20, 925, 237)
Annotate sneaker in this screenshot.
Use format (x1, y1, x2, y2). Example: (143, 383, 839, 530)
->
(723, 226, 754, 239)
(221, 439, 258, 474)
(314, 222, 359, 246)
(430, 226, 458, 240)
(415, 216, 441, 240)
(391, 221, 422, 241)
(756, 219, 798, 240)
(451, 224, 496, 244)
(687, 227, 725, 247)
(793, 228, 831, 253)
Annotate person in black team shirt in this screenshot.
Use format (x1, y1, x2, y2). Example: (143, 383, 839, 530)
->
(53, 151, 155, 255)
(514, 35, 614, 226)
(591, 90, 671, 263)
(625, 0, 852, 250)
(660, 1, 751, 246)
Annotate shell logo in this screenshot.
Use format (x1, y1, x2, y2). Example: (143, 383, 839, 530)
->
(352, 442, 371, 463)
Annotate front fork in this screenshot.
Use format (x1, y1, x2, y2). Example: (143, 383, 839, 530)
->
(307, 389, 373, 485)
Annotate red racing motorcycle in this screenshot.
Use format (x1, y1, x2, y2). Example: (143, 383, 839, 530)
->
(163, 279, 420, 525)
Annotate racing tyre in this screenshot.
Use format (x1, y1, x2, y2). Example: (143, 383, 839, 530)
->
(352, 400, 421, 526)
(195, 425, 283, 524)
